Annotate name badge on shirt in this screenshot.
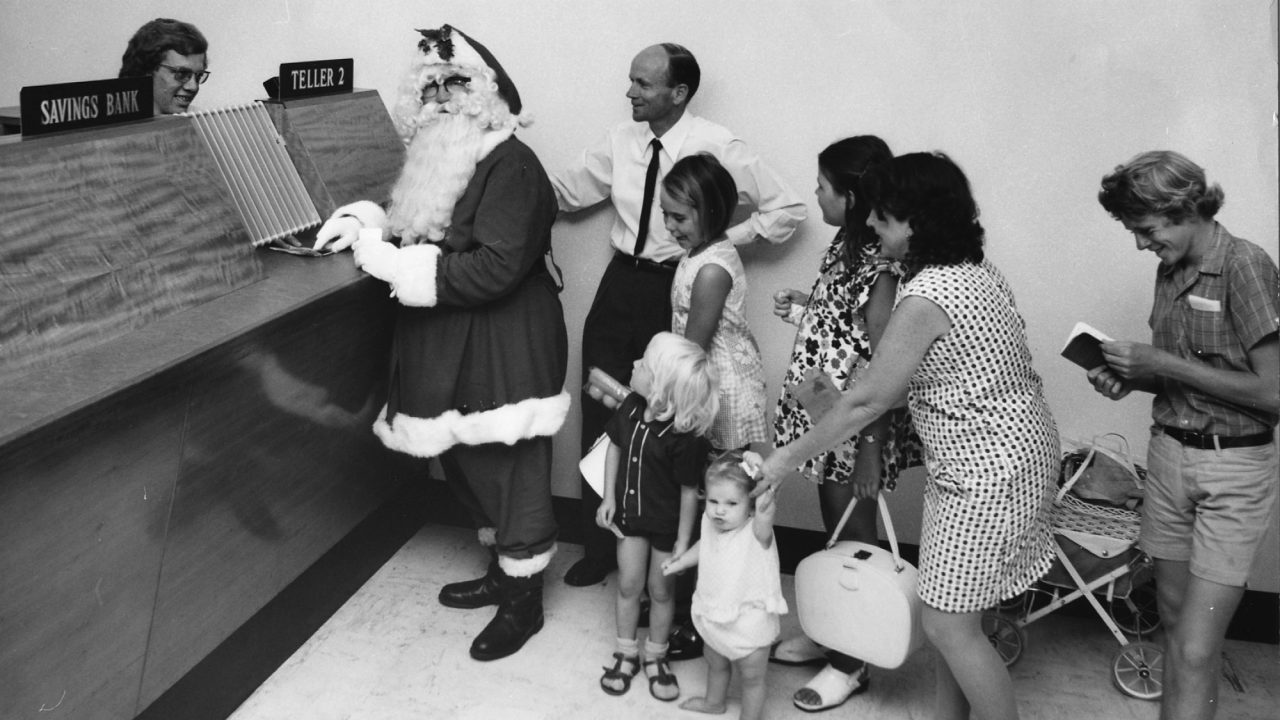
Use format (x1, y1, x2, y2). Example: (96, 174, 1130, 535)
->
(1187, 295, 1221, 312)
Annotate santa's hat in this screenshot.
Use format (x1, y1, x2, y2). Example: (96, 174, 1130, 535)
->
(390, 24, 530, 141)
(415, 25, 522, 115)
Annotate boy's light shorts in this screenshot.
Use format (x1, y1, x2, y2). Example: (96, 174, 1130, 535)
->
(1141, 431, 1278, 587)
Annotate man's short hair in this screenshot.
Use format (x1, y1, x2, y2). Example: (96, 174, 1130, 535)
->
(1098, 150, 1224, 225)
(660, 43, 700, 101)
(119, 18, 208, 78)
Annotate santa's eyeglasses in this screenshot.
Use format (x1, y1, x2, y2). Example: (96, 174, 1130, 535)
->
(421, 75, 470, 101)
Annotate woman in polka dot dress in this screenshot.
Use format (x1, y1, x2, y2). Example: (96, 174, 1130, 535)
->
(758, 152, 1058, 720)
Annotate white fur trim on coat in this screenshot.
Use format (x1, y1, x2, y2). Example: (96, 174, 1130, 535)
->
(388, 243, 441, 307)
(477, 125, 516, 162)
(499, 545, 556, 577)
(331, 200, 388, 230)
(372, 390, 571, 459)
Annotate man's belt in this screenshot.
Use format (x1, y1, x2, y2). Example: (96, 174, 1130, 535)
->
(1160, 425, 1274, 449)
(613, 251, 678, 274)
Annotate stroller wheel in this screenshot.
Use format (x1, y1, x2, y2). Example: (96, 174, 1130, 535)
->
(1110, 583, 1161, 637)
(981, 613, 1024, 666)
(997, 591, 1026, 612)
(1112, 641, 1163, 700)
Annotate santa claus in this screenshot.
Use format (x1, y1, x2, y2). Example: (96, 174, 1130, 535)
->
(315, 25, 568, 662)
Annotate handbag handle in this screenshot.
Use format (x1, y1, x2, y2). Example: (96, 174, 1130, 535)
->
(826, 492, 907, 573)
(1056, 432, 1140, 503)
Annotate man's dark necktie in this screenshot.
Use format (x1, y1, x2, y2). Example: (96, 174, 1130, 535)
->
(633, 138, 663, 258)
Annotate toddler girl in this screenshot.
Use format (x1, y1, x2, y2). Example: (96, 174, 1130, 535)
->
(662, 450, 787, 720)
(596, 332, 718, 701)
(662, 154, 769, 452)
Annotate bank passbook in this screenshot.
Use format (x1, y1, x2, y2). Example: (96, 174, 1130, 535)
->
(1061, 321, 1112, 370)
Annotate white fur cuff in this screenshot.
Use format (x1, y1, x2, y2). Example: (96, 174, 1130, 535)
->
(391, 243, 441, 307)
(372, 390, 571, 458)
(331, 200, 388, 230)
(499, 545, 556, 577)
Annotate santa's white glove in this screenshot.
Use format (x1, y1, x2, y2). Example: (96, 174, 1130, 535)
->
(313, 215, 361, 252)
(352, 230, 400, 285)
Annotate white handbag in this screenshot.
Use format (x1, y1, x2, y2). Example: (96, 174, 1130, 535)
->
(793, 492, 923, 668)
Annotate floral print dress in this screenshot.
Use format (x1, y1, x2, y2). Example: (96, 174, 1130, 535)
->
(773, 231, 922, 487)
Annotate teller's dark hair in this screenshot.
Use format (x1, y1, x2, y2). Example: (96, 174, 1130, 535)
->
(862, 151, 984, 269)
(119, 18, 208, 77)
(1098, 150, 1224, 225)
(660, 43, 701, 101)
(818, 135, 892, 257)
(662, 153, 738, 243)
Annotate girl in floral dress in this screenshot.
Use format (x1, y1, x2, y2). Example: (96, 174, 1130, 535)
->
(769, 136, 922, 711)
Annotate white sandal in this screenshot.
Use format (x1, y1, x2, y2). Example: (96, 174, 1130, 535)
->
(792, 663, 870, 712)
(768, 634, 826, 666)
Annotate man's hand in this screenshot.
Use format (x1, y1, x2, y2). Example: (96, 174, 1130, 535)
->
(313, 216, 361, 252)
(1100, 340, 1165, 380)
(1087, 365, 1132, 400)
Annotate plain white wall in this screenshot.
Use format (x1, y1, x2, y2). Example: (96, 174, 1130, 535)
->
(3, 0, 1276, 590)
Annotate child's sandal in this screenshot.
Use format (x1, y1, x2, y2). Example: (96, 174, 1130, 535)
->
(643, 657, 679, 702)
(600, 652, 640, 696)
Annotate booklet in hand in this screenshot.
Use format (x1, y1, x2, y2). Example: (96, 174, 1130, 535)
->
(1061, 322, 1113, 370)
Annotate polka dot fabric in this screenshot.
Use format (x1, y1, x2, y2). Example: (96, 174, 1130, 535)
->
(900, 260, 1059, 613)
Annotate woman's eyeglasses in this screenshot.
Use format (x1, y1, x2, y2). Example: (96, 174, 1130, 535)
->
(158, 64, 211, 85)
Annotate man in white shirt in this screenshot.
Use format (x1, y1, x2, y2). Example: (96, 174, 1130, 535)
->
(553, 43, 805, 600)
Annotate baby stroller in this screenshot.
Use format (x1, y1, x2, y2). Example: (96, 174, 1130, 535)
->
(982, 438, 1164, 700)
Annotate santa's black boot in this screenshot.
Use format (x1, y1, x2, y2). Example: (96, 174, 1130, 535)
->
(439, 553, 502, 609)
(469, 570, 544, 661)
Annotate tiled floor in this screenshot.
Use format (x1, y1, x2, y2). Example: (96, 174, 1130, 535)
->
(229, 523, 1278, 720)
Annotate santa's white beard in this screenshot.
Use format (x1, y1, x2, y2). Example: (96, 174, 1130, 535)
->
(386, 110, 488, 244)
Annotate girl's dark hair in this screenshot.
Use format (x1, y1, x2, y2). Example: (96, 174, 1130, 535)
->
(119, 18, 208, 78)
(662, 153, 738, 242)
(818, 135, 892, 257)
(862, 151, 984, 269)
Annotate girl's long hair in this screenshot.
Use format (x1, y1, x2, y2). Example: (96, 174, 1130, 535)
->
(643, 332, 719, 436)
(818, 135, 892, 261)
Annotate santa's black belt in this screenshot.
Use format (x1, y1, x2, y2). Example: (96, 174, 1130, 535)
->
(1160, 425, 1273, 449)
(613, 251, 678, 274)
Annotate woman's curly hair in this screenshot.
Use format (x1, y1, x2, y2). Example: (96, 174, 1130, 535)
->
(119, 18, 207, 78)
(862, 151, 984, 270)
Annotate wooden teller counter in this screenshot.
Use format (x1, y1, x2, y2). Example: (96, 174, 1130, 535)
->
(0, 90, 422, 720)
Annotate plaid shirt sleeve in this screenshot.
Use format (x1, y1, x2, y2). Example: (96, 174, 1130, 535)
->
(1226, 241, 1280, 352)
